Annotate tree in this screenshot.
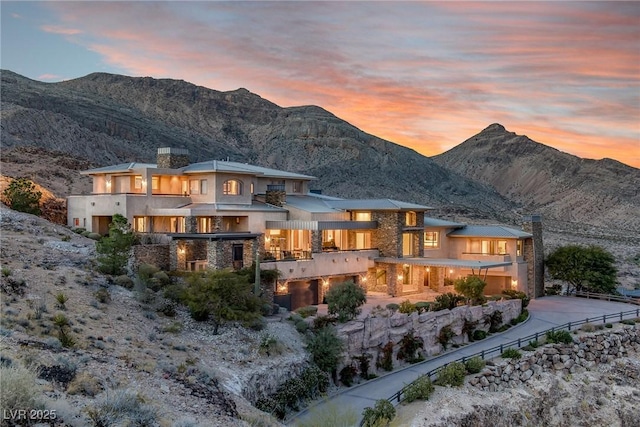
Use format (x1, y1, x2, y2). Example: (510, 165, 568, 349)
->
(546, 245, 617, 295)
(183, 270, 263, 334)
(95, 214, 135, 275)
(306, 326, 344, 376)
(325, 280, 367, 322)
(453, 276, 487, 305)
(2, 177, 42, 215)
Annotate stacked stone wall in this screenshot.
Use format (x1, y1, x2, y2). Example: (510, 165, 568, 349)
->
(130, 244, 171, 273)
(469, 325, 640, 392)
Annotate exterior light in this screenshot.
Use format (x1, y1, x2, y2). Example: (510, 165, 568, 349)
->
(105, 180, 111, 187)
(179, 247, 185, 255)
(449, 269, 454, 274)
(397, 275, 403, 281)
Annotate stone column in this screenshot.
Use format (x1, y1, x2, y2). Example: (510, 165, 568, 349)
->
(185, 216, 197, 233)
(522, 214, 544, 298)
(311, 230, 323, 253)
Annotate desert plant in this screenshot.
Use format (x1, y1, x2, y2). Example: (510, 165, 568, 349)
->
(0, 363, 42, 414)
(361, 399, 396, 427)
(435, 361, 467, 387)
(398, 299, 416, 314)
(462, 319, 479, 341)
(55, 292, 69, 310)
(339, 364, 358, 387)
(2, 177, 42, 215)
(465, 356, 486, 374)
(67, 371, 102, 397)
(385, 303, 400, 313)
(454, 276, 487, 305)
(94, 288, 111, 304)
(433, 292, 465, 311)
(396, 330, 424, 363)
(354, 354, 372, 380)
(403, 375, 434, 403)
(1, 266, 11, 277)
(546, 330, 574, 344)
(114, 275, 134, 289)
(312, 314, 337, 330)
(377, 341, 394, 372)
(501, 348, 522, 359)
(259, 334, 284, 357)
(485, 310, 503, 333)
(501, 289, 531, 309)
(437, 325, 455, 350)
(306, 327, 344, 375)
(325, 280, 367, 322)
(295, 306, 318, 318)
(95, 214, 136, 275)
(85, 388, 157, 427)
(415, 301, 431, 313)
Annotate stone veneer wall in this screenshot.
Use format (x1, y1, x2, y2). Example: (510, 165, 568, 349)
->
(336, 299, 522, 374)
(469, 325, 640, 392)
(206, 239, 257, 270)
(372, 212, 402, 257)
(522, 215, 544, 298)
(130, 244, 171, 273)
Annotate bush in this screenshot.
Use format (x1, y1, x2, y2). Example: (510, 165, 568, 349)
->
(464, 356, 486, 374)
(435, 362, 466, 387)
(403, 376, 434, 403)
(354, 354, 372, 380)
(398, 300, 416, 314)
(433, 292, 465, 311)
(454, 276, 487, 305)
(361, 399, 396, 427)
(501, 289, 531, 309)
(87, 232, 101, 241)
(0, 363, 42, 413)
(339, 365, 358, 387)
(415, 301, 431, 313)
(605, 323, 613, 328)
(581, 323, 596, 332)
(472, 329, 488, 341)
(397, 330, 424, 363)
(306, 327, 344, 374)
(94, 288, 111, 304)
(377, 342, 394, 372)
(325, 280, 367, 322)
(2, 177, 42, 215)
(295, 306, 318, 318)
(501, 348, 522, 359)
(67, 371, 102, 397)
(485, 310, 503, 333)
(114, 275, 134, 289)
(312, 315, 337, 330)
(385, 303, 399, 313)
(546, 330, 574, 344)
(85, 389, 157, 426)
(437, 325, 455, 350)
(295, 320, 309, 334)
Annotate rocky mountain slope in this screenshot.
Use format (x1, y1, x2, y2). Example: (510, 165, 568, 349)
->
(433, 124, 640, 233)
(0, 70, 514, 220)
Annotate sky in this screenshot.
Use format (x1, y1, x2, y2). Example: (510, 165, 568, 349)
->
(1, 1, 639, 168)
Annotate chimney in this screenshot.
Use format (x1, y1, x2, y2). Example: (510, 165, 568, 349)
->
(522, 214, 544, 298)
(157, 147, 190, 169)
(265, 184, 286, 207)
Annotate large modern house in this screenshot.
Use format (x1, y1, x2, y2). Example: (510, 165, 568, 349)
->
(67, 148, 544, 310)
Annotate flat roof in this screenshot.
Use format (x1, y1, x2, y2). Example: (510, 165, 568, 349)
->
(447, 225, 532, 239)
(326, 199, 433, 211)
(424, 217, 466, 228)
(375, 257, 512, 269)
(182, 160, 316, 180)
(80, 163, 157, 175)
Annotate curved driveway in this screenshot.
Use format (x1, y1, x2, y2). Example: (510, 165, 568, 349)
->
(287, 296, 639, 426)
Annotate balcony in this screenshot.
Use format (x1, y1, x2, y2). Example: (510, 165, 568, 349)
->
(460, 253, 512, 263)
(261, 249, 378, 281)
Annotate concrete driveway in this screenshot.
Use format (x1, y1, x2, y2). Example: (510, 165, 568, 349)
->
(287, 296, 639, 426)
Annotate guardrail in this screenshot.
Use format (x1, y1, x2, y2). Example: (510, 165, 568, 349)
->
(381, 306, 640, 412)
(575, 290, 640, 305)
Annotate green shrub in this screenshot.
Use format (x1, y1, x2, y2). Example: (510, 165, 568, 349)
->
(433, 292, 465, 311)
(581, 323, 596, 332)
(501, 289, 531, 309)
(313, 315, 337, 330)
(377, 341, 394, 372)
(465, 356, 486, 374)
(415, 301, 431, 313)
(621, 319, 635, 325)
(152, 271, 171, 287)
(259, 334, 285, 357)
(437, 325, 455, 350)
(385, 303, 399, 313)
(55, 292, 69, 310)
(295, 306, 318, 318)
(325, 280, 367, 322)
(114, 275, 134, 289)
(2, 177, 41, 215)
(361, 399, 396, 427)
(73, 227, 86, 234)
(85, 388, 157, 426)
(462, 319, 479, 341)
(454, 276, 487, 305)
(87, 232, 102, 240)
(501, 348, 522, 359)
(546, 330, 574, 344)
(295, 320, 309, 334)
(307, 327, 344, 374)
(95, 288, 111, 304)
(512, 309, 529, 324)
(398, 299, 416, 314)
(403, 376, 434, 403)
(81, 230, 91, 237)
(485, 310, 503, 333)
(397, 330, 424, 363)
(435, 362, 466, 387)
(472, 330, 488, 341)
(354, 354, 372, 380)
(0, 363, 42, 413)
(339, 365, 358, 387)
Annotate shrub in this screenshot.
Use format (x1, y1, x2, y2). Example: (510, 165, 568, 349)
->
(546, 330, 574, 344)
(403, 376, 434, 403)
(2, 177, 42, 215)
(87, 233, 102, 241)
(339, 365, 358, 387)
(385, 303, 399, 313)
(435, 362, 466, 387)
(295, 306, 318, 318)
(485, 310, 503, 333)
(621, 319, 635, 325)
(354, 354, 372, 380)
(94, 288, 111, 304)
(325, 280, 367, 322)
(397, 330, 424, 363)
(361, 399, 396, 427)
(1, 266, 11, 277)
(501, 289, 531, 309)
(464, 356, 486, 374)
(259, 334, 285, 357)
(53, 293, 69, 310)
(306, 327, 344, 375)
(95, 214, 135, 275)
(433, 292, 465, 311)
(501, 348, 522, 359)
(454, 276, 487, 305)
(85, 389, 157, 427)
(462, 319, 478, 341)
(67, 372, 102, 397)
(295, 320, 309, 334)
(437, 325, 455, 350)
(114, 275, 134, 289)
(512, 309, 529, 324)
(377, 341, 394, 372)
(398, 300, 416, 314)
(605, 323, 613, 328)
(581, 323, 596, 332)
(0, 363, 42, 414)
(415, 301, 431, 313)
(312, 314, 337, 330)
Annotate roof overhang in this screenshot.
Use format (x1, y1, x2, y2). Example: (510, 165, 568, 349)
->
(374, 257, 512, 269)
(166, 233, 261, 240)
(266, 220, 377, 230)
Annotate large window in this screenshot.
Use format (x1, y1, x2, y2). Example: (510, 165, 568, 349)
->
(223, 179, 243, 195)
(190, 179, 200, 195)
(406, 211, 417, 226)
(152, 176, 159, 191)
(134, 175, 143, 190)
(354, 211, 371, 221)
(424, 231, 439, 248)
(516, 240, 523, 257)
(469, 239, 508, 255)
(134, 217, 146, 232)
(355, 232, 371, 249)
(402, 233, 414, 256)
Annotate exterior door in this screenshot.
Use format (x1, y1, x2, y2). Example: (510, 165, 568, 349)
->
(232, 244, 243, 269)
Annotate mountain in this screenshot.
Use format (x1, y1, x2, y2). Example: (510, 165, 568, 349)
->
(0, 70, 514, 220)
(433, 124, 640, 233)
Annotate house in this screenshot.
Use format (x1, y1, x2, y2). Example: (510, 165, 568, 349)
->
(67, 148, 543, 310)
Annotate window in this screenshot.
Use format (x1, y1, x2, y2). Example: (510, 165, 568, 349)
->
(199, 179, 208, 195)
(223, 179, 242, 195)
(181, 180, 189, 195)
(134, 176, 143, 190)
(73, 218, 80, 227)
(406, 211, 417, 226)
(402, 233, 414, 256)
(190, 179, 199, 195)
(497, 240, 507, 255)
(134, 217, 146, 232)
(470, 239, 509, 255)
(152, 176, 159, 191)
(424, 231, 439, 248)
(198, 217, 211, 233)
(516, 240, 523, 257)
(355, 232, 371, 249)
(354, 211, 371, 221)
(250, 183, 254, 194)
(402, 264, 412, 285)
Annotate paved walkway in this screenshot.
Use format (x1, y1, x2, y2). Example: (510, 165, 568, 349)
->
(287, 296, 639, 426)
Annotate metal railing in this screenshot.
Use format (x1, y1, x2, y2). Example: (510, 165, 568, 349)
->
(575, 290, 640, 305)
(382, 306, 640, 409)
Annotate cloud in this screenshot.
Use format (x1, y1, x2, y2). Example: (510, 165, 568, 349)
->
(40, 24, 82, 35)
(37, 73, 63, 81)
(41, 1, 640, 167)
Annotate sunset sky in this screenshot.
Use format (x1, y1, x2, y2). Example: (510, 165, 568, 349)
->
(2, 1, 639, 167)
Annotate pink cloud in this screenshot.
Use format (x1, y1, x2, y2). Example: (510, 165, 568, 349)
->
(37, 73, 63, 81)
(40, 24, 82, 35)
